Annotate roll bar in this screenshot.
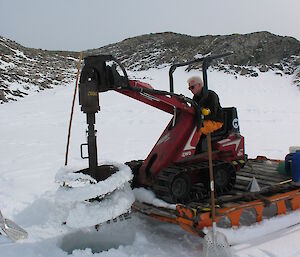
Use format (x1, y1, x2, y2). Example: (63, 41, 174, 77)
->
(169, 52, 233, 94)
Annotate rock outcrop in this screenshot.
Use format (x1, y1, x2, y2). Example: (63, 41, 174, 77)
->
(1, 31, 299, 103)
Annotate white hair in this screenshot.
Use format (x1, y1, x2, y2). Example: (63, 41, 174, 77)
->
(187, 76, 203, 86)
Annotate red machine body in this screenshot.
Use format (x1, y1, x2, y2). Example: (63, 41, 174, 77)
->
(118, 80, 245, 187)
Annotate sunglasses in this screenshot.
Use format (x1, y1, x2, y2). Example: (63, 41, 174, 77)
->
(189, 84, 196, 90)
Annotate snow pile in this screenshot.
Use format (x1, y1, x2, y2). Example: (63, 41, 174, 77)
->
(55, 163, 133, 203)
(55, 163, 134, 228)
(133, 188, 176, 210)
(222, 208, 300, 245)
(66, 184, 134, 228)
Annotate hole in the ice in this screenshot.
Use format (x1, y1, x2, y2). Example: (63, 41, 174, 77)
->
(59, 225, 135, 254)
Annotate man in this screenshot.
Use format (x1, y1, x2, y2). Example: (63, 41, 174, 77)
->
(187, 76, 223, 136)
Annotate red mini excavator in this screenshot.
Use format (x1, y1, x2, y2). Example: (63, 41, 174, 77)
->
(77, 53, 246, 204)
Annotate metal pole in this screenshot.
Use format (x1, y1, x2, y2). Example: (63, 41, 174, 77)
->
(65, 52, 82, 166)
(87, 113, 98, 179)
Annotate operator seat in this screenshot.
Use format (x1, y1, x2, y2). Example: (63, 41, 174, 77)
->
(195, 107, 240, 154)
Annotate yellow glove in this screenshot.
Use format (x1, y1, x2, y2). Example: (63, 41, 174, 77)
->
(201, 108, 211, 116)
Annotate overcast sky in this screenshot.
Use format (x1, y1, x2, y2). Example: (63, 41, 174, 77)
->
(1, 0, 299, 51)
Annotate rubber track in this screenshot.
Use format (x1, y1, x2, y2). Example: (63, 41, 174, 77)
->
(152, 160, 235, 204)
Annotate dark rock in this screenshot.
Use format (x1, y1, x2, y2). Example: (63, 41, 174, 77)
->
(259, 65, 269, 72)
(0, 89, 8, 102)
(240, 67, 251, 76)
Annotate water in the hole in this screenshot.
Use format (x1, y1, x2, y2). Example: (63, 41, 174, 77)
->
(60, 222, 135, 254)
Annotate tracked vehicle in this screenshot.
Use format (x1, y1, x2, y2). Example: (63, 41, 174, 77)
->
(59, 52, 300, 238)
(77, 53, 245, 204)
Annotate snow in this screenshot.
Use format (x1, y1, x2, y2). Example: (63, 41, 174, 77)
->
(225, 208, 300, 244)
(4, 81, 31, 92)
(55, 163, 133, 203)
(133, 188, 176, 210)
(66, 184, 134, 228)
(0, 66, 300, 256)
(0, 58, 13, 69)
(0, 41, 37, 62)
(54, 163, 134, 228)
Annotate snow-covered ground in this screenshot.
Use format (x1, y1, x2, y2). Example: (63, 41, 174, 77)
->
(0, 66, 300, 257)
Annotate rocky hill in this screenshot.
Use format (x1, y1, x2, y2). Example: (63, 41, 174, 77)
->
(0, 37, 78, 102)
(91, 31, 300, 75)
(1, 31, 300, 103)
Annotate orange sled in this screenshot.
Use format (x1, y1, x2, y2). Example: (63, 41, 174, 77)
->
(133, 157, 299, 237)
